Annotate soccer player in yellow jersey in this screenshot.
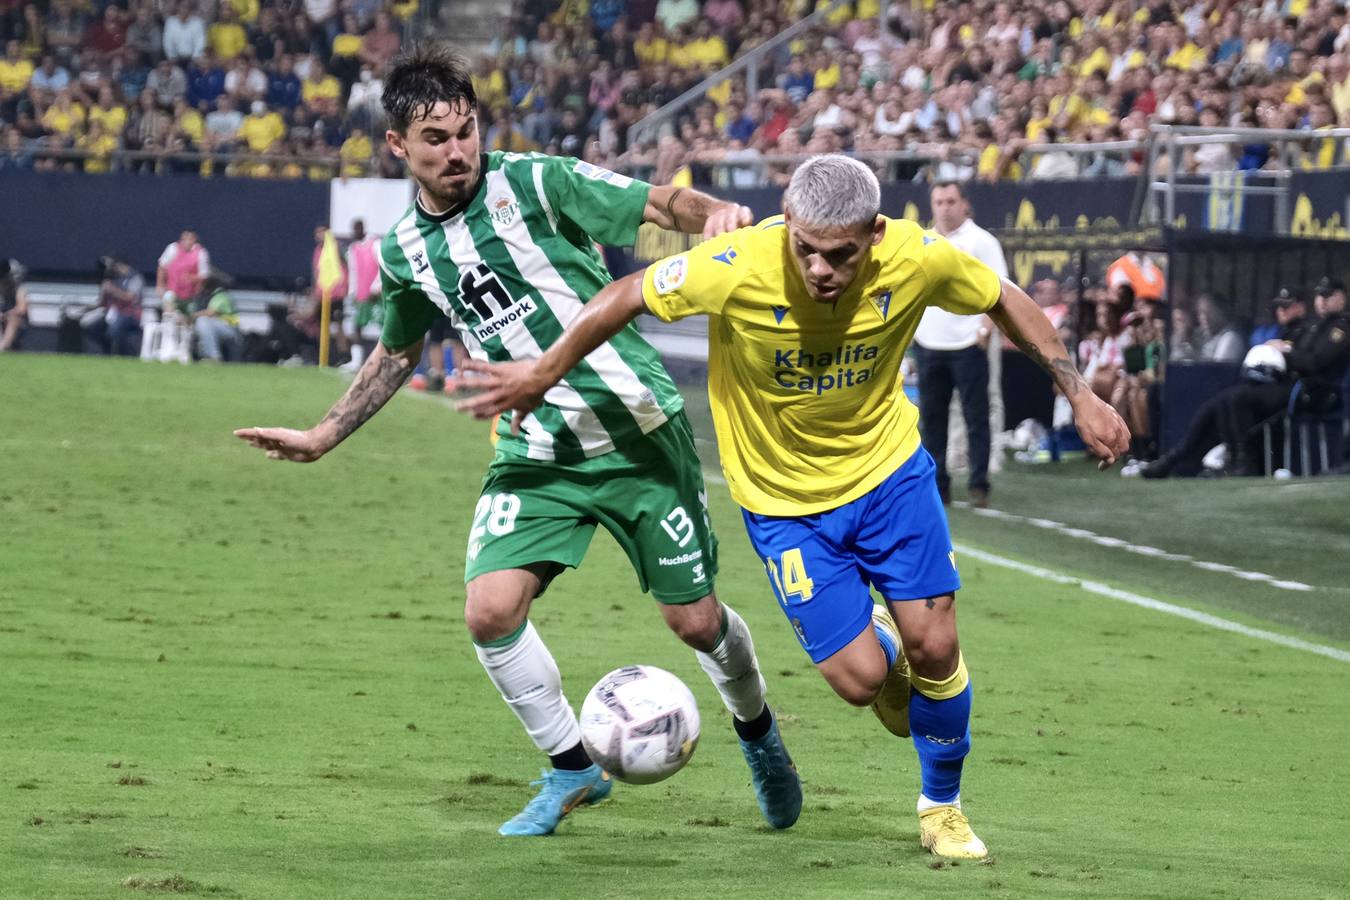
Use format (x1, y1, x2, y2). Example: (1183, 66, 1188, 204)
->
(457, 155, 1130, 858)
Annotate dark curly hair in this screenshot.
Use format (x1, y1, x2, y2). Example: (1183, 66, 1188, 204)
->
(382, 41, 478, 134)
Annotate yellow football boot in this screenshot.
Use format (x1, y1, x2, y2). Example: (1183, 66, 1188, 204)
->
(919, 804, 988, 859)
(869, 605, 910, 738)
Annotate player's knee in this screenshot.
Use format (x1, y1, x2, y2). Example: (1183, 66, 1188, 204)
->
(831, 676, 880, 707)
(904, 631, 960, 679)
(463, 594, 522, 644)
(662, 596, 721, 651)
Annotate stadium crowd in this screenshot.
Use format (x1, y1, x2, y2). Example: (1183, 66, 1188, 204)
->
(0, 0, 413, 177)
(2, 1, 1350, 180)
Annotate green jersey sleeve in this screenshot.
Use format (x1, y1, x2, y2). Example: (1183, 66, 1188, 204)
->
(378, 260, 441, 350)
(539, 156, 652, 247)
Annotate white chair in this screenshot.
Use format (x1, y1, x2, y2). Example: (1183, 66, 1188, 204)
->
(139, 301, 192, 364)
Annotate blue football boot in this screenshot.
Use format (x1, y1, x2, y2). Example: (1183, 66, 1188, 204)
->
(738, 713, 802, 829)
(497, 764, 612, 837)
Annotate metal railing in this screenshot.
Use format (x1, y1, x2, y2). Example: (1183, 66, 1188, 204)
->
(626, 0, 853, 147)
(0, 145, 353, 177)
(616, 139, 1145, 186)
(1147, 124, 1350, 234)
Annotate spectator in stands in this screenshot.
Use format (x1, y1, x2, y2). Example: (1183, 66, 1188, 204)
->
(125, 5, 163, 65)
(1195, 293, 1245, 362)
(1111, 309, 1164, 457)
(204, 94, 242, 154)
(0, 40, 33, 119)
(327, 13, 363, 89)
(0, 256, 27, 352)
(304, 0, 340, 46)
(146, 57, 188, 108)
(83, 4, 125, 57)
(346, 64, 383, 132)
(1026, 127, 1079, 179)
(914, 180, 1008, 507)
(301, 56, 340, 117)
(28, 53, 70, 112)
(76, 118, 117, 173)
(163, 1, 206, 64)
(192, 273, 243, 361)
(0, 127, 34, 169)
(360, 11, 401, 69)
(779, 54, 814, 105)
(209, 5, 247, 63)
(41, 86, 84, 140)
(1032, 277, 1074, 346)
(224, 54, 267, 103)
(657, 0, 699, 38)
(187, 51, 227, 110)
(45, 0, 85, 64)
(1079, 298, 1130, 403)
(339, 126, 370, 175)
(267, 53, 302, 110)
(82, 255, 143, 356)
(126, 88, 172, 158)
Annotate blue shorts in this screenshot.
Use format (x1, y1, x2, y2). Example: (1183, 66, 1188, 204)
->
(741, 449, 961, 663)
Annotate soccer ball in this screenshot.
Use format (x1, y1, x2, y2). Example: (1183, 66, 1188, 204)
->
(579, 665, 701, 785)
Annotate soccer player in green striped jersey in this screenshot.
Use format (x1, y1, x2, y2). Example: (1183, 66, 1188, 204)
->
(235, 42, 801, 837)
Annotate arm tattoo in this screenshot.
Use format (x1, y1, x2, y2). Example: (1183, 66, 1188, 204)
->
(664, 188, 684, 227)
(319, 352, 411, 443)
(680, 191, 715, 224)
(1004, 327, 1086, 398)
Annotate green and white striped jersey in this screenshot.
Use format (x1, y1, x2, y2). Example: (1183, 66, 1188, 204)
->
(377, 152, 684, 464)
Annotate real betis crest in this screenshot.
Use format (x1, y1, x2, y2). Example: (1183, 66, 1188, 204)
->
(490, 196, 519, 226)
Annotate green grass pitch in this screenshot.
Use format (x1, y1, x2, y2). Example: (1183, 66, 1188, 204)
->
(3, 355, 1347, 899)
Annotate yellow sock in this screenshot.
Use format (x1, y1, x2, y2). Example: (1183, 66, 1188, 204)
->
(908, 653, 969, 701)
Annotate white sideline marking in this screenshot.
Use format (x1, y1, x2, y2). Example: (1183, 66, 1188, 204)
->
(956, 503, 1314, 592)
(699, 467, 1347, 664)
(953, 545, 1350, 665)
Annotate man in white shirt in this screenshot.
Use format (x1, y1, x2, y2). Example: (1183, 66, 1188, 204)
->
(913, 180, 1009, 508)
(162, 1, 206, 63)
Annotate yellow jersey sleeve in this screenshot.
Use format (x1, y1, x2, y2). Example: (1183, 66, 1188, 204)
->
(641, 228, 753, 322)
(918, 231, 1002, 316)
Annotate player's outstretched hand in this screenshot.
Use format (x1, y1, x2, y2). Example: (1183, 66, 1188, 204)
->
(1070, 393, 1132, 470)
(703, 203, 754, 239)
(449, 358, 545, 434)
(234, 426, 327, 463)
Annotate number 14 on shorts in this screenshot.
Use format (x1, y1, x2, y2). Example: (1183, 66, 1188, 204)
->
(765, 549, 814, 603)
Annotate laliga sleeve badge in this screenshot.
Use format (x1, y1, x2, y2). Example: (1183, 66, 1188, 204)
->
(653, 255, 688, 295)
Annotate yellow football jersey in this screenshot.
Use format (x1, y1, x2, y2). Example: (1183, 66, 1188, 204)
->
(641, 216, 1001, 516)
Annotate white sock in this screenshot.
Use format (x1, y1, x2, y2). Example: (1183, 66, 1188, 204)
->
(918, 793, 961, 812)
(695, 605, 768, 722)
(474, 620, 580, 756)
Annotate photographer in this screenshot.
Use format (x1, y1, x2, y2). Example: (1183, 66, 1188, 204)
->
(81, 256, 144, 356)
(0, 258, 27, 352)
(192, 273, 243, 362)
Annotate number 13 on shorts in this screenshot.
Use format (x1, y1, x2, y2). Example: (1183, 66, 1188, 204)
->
(765, 548, 814, 603)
